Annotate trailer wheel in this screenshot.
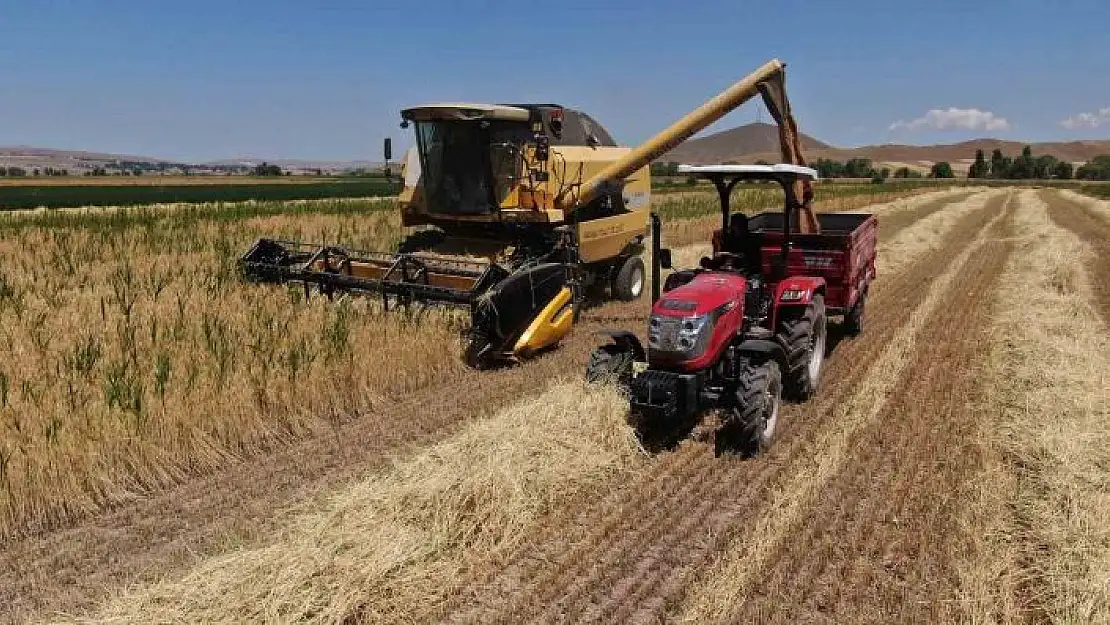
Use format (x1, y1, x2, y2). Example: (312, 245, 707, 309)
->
(844, 292, 866, 336)
(777, 294, 826, 400)
(612, 256, 645, 301)
(586, 344, 634, 388)
(716, 359, 782, 457)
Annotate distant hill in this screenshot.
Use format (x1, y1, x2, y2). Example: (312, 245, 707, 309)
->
(663, 122, 832, 164)
(840, 139, 1110, 165)
(0, 146, 171, 173)
(659, 124, 1110, 174)
(202, 157, 382, 171)
(6, 127, 1110, 178)
(0, 147, 378, 175)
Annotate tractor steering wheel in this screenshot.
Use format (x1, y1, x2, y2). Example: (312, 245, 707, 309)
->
(701, 252, 746, 272)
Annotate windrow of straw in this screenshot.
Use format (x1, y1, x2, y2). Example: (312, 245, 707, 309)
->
(953, 191, 1110, 623)
(78, 380, 641, 625)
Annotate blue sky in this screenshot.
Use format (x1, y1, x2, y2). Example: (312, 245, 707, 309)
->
(1, 0, 1107, 161)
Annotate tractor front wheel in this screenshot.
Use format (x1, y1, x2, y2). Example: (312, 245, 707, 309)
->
(716, 359, 782, 457)
(586, 344, 635, 388)
(777, 294, 827, 400)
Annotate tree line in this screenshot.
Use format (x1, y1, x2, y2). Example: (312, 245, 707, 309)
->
(654, 146, 1110, 183)
(964, 146, 1110, 181)
(967, 146, 1075, 180)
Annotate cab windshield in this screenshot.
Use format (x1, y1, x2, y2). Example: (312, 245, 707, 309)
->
(413, 120, 529, 215)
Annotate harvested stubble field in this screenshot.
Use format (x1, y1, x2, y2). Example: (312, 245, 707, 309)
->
(2, 185, 1108, 625)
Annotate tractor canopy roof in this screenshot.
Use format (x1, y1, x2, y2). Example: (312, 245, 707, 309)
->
(677, 163, 819, 181)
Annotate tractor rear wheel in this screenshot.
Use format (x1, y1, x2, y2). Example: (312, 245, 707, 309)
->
(777, 294, 827, 400)
(716, 359, 782, 456)
(844, 292, 866, 336)
(612, 256, 645, 301)
(586, 344, 635, 388)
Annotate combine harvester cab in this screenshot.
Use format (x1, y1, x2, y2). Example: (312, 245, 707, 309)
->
(240, 58, 813, 369)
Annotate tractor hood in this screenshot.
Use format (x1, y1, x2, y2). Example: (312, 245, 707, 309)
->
(653, 272, 747, 317)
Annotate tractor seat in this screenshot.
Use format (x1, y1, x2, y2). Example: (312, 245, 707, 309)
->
(705, 214, 759, 273)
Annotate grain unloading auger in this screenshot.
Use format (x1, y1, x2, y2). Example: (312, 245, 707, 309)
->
(240, 59, 818, 368)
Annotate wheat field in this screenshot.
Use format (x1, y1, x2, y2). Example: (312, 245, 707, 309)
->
(13, 185, 1110, 625)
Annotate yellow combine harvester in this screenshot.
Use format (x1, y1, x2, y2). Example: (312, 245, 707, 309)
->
(240, 59, 816, 368)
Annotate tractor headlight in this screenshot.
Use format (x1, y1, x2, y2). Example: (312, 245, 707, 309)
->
(649, 312, 712, 357)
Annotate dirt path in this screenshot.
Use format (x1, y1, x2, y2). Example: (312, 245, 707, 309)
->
(438, 193, 1010, 624)
(0, 190, 983, 624)
(1042, 190, 1110, 324)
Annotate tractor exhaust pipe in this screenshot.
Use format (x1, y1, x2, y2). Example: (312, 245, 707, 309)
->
(651, 213, 662, 303)
(649, 212, 672, 304)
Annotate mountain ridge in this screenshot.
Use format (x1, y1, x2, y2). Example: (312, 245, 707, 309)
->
(4, 124, 1110, 175)
(662, 124, 1110, 171)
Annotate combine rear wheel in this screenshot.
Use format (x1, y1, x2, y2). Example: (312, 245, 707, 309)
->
(777, 294, 827, 400)
(612, 256, 645, 301)
(716, 359, 782, 456)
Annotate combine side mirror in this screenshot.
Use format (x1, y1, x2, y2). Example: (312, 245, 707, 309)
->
(658, 248, 672, 270)
(383, 137, 392, 161)
(535, 135, 550, 162)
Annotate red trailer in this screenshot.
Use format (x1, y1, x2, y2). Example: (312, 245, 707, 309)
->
(587, 164, 877, 456)
(717, 210, 877, 332)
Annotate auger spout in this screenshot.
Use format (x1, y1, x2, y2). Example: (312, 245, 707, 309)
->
(560, 58, 818, 233)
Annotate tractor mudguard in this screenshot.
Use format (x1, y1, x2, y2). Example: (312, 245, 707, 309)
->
(597, 330, 647, 362)
(736, 338, 789, 374)
(772, 277, 826, 329)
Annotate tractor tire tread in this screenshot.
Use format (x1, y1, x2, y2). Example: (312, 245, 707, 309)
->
(717, 359, 782, 456)
(586, 344, 635, 387)
(776, 294, 826, 400)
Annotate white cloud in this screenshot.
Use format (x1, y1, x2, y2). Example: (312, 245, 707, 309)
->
(889, 107, 1011, 133)
(1060, 107, 1110, 129)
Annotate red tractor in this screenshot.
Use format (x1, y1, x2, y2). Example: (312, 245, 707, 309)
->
(587, 165, 877, 455)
